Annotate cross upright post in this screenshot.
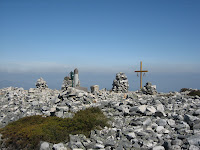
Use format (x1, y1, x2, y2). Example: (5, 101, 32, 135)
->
(135, 61, 148, 89)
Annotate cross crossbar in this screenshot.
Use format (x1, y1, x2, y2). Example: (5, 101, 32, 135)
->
(135, 70, 148, 72)
(135, 61, 148, 89)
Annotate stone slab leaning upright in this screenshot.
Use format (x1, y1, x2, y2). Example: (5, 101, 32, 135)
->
(74, 68, 80, 87)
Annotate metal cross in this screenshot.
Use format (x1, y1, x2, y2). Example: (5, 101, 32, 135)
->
(135, 61, 148, 89)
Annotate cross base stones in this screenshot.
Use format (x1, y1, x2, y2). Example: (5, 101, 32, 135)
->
(141, 82, 157, 95)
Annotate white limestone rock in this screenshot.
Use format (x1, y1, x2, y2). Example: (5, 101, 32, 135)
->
(146, 106, 156, 115)
(152, 146, 165, 150)
(40, 142, 50, 150)
(94, 143, 105, 149)
(127, 132, 136, 139)
(189, 145, 200, 150)
(187, 134, 200, 146)
(138, 105, 147, 113)
(53, 143, 67, 150)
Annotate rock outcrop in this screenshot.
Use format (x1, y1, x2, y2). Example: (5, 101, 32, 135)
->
(112, 72, 129, 93)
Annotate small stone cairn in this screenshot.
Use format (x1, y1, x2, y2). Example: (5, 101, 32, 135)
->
(61, 76, 80, 91)
(90, 85, 99, 93)
(61, 76, 73, 90)
(112, 72, 129, 93)
(35, 78, 48, 89)
(141, 82, 157, 95)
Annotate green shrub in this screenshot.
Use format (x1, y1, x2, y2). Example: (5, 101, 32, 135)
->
(188, 90, 200, 97)
(0, 107, 109, 150)
(180, 88, 191, 92)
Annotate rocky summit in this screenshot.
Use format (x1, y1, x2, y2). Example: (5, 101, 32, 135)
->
(0, 78, 200, 150)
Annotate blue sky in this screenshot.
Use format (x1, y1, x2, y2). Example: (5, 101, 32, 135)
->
(0, 0, 200, 91)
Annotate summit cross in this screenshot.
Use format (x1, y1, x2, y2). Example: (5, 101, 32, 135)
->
(135, 61, 148, 89)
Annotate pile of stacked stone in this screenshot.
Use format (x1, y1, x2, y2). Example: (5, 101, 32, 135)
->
(90, 85, 99, 94)
(58, 87, 97, 112)
(61, 77, 80, 91)
(141, 82, 157, 95)
(61, 76, 73, 91)
(112, 72, 129, 93)
(35, 77, 48, 89)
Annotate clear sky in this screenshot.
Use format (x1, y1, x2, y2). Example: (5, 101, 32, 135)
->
(0, 0, 200, 92)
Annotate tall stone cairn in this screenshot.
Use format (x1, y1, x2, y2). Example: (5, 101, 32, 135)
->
(141, 82, 157, 95)
(35, 77, 48, 89)
(112, 72, 129, 93)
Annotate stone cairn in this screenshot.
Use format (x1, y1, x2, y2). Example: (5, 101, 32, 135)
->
(35, 78, 48, 89)
(112, 72, 129, 93)
(61, 76, 80, 91)
(141, 82, 157, 95)
(90, 85, 99, 93)
(61, 76, 73, 91)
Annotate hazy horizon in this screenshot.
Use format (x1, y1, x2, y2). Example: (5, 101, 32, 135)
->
(0, 71, 200, 93)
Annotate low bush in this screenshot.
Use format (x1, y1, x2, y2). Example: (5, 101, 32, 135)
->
(0, 107, 109, 150)
(188, 90, 200, 97)
(180, 88, 192, 92)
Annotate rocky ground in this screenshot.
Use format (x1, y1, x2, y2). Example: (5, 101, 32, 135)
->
(0, 78, 200, 150)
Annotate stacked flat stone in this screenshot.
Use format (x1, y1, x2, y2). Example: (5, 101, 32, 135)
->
(35, 78, 48, 89)
(61, 76, 73, 91)
(112, 72, 129, 93)
(141, 82, 157, 95)
(90, 85, 99, 93)
(61, 76, 80, 91)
